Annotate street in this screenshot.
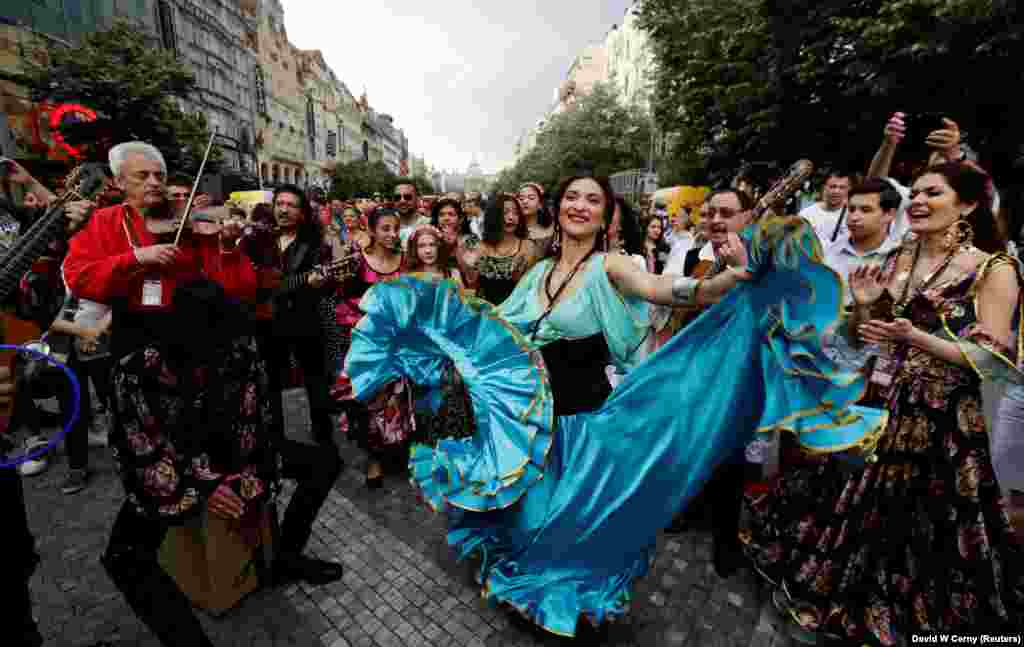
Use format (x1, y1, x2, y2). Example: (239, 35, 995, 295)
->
(22, 391, 797, 647)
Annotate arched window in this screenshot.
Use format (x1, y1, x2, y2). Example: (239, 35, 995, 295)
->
(272, 164, 279, 183)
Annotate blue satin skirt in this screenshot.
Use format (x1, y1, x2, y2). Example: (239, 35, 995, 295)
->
(346, 220, 887, 637)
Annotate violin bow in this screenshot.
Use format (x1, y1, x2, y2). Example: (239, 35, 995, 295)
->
(173, 129, 218, 246)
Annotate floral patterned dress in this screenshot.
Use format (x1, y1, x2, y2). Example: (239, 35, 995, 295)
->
(740, 247, 1024, 645)
(110, 336, 279, 522)
(331, 250, 415, 452)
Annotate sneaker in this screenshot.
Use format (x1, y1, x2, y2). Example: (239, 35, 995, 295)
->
(17, 436, 50, 477)
(61, 468, 89, 495)
(87, 429, 109, 447)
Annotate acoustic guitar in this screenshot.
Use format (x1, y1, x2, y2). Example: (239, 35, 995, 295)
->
(0, 164, 107, 423)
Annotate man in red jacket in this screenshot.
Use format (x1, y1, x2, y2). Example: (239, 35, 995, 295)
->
(62, 142, 343, 647)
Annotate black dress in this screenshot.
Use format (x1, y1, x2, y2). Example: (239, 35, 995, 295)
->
(475, 240, 528, 305)
(540, 333, 613, 416)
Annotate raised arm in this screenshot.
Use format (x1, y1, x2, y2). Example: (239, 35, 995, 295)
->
(859, 258, 1019, 368)
(605, 233, 751, 307)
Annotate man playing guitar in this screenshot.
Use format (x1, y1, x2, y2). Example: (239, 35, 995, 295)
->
(257, 184, 344, 451)
(1, 157, 95, 647)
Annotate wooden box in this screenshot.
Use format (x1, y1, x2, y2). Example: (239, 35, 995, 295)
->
(158, 504, 276, 616)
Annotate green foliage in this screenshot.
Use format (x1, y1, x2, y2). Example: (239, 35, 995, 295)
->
(19, 20, 221, 175)
(496, 82, 654, 192)
(330, 160, 401, 199)
(638, 0, 1024, 185)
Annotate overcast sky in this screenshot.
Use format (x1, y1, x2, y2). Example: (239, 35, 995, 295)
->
(283, 1, 635, 175)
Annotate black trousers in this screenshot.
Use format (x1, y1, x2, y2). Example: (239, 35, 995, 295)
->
(1, 465, 42, 641)
(62, 356, 113, 471)
(261, 329, 336, 450)
(704, 455, 747, 555)
(101, 439, 342, 647)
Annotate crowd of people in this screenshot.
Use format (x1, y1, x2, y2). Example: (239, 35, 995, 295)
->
(0, 108, 1021, 647)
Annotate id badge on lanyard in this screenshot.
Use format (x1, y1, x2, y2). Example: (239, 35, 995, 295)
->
(142, 279, 163, 306)
(124, 209, 166, 307)
(869, 352, 896, 387)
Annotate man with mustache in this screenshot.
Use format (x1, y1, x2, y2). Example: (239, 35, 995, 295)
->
(393, 181, 429, 247)
(259, 185, 340, 452)
(672, 188, 756, 578)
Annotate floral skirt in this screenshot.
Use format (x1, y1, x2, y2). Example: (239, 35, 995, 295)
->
(332, 326, 415, 452)
(413, 360, 475, 447)
(740, 378, 1024, 645)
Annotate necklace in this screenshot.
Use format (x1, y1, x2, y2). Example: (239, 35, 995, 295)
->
(893, 242, 959, 318)
(531, 247, 597, 340)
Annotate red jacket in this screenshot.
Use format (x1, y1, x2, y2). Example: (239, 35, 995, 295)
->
(63, 204, 257, 308)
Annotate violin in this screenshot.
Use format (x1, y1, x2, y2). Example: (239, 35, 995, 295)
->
(145, 206, 241, 244)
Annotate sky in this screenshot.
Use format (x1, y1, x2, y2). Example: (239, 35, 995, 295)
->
(282, 0, 635, 175)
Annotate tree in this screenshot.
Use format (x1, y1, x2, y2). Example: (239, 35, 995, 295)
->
(639, 0, 1024, 186)
(19, 20, 221, 176)
(495, 82, 654, 192)
(330, 160, 399, 199)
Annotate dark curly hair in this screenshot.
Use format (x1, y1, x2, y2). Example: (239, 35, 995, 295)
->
(430, 198, 471, 236)
(548, 175, 616, 259)
(482, 193, 528, 245)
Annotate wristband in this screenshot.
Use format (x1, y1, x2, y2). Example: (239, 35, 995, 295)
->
(671, 275, 701, 306)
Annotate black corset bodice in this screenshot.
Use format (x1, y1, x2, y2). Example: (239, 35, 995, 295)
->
(540, 333, 613, 416)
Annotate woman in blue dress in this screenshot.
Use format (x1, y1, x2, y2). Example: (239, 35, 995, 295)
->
(345, 174, 885, 637)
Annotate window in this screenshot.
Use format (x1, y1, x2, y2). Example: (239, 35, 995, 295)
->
(157, 0, 177, 56)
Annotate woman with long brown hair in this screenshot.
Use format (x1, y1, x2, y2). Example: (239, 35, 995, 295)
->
(744, 161, 1023, 645)
(332, 207, 414, 488)
(345, 169, 883, 637)
(518, 182, 554, 254)
(468, 193, 537, 304)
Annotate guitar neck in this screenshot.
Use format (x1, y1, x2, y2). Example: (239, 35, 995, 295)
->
(0, 206, 68, 303)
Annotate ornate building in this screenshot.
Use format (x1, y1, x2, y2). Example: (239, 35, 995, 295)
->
(167, 0, 260, 172)
(255, 0, 307, 186)
(296, 48, 340, 188)
(1, 0, 259, 172)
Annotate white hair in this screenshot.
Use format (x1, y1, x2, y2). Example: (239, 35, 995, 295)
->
(109, 141, 167, 178)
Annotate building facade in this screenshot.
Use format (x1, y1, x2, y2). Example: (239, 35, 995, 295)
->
(255, 0, 307, 186)
(168, 0, 260, 172)
(297, 48, 340, 188)
(0, 0, 260, 172)
(605, 2, 654, 110)
(1, 0, 411, 189)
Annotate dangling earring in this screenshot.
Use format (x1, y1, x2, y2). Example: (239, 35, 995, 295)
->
(551, 221, 561, 254)
(943, 216, 974, 251)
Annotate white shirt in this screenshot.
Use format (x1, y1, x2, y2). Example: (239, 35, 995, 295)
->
(879, 177, 911, 245)
(697, 241, 716, 263)
(800, 203, 847, 245)
(664, 231, 696, 276)
(823, 234, 900, 305)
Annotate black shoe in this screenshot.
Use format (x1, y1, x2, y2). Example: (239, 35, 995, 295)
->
(365, 474, 383, 490)
(273, 554, 344, 587)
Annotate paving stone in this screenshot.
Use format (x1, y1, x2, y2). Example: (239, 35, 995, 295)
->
(21, 390, 795, 647)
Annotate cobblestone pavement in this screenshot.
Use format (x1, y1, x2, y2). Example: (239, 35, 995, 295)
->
(20, 390, 799, 647)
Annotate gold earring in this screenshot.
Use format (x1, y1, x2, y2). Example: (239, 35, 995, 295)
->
(943, 217, 974, 251)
